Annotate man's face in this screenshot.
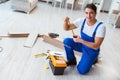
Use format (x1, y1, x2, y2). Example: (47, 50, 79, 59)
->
(85, 8, 96, 22)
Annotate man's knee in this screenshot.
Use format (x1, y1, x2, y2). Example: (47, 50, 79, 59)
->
(77, 65, 90, 75)
(63, 38, 72, 44)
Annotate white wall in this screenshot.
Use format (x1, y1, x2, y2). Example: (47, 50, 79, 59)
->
(90, 0, 104, 13)
(92, 0, 112, 12)
(102, 0, 112, 11)
(109, 0, 120, 14)
(92, 0, 101, 4)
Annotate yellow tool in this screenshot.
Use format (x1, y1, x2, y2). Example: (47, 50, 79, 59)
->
(34, 53, 47, 58)
(68, 20, 77, 38)
(68, 20, 75, 35)
(49, 54, 67, 75)
(44, 66, 49, 69)
(49, 55, 67, 67)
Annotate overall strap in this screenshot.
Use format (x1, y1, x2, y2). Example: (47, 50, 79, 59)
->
(92, 22, 103, 37)
(81, 18, 86, 31)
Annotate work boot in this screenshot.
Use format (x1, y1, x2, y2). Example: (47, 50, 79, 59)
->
(66, 58, 77, 66)
(93, 57, 98, 65)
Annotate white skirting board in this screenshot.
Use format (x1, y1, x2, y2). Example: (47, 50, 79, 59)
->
(24, 32, 38, 48)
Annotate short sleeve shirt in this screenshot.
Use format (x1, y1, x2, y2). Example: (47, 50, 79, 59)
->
(73, 18, 106, 38)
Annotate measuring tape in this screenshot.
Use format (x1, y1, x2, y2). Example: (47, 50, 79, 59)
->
(68, 20, 75, 35)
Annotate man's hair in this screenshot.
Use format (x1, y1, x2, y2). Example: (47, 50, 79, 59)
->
(84, 3, 97, 13)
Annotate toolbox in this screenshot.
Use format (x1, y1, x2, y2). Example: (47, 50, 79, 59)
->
(49, 54, 67, 75)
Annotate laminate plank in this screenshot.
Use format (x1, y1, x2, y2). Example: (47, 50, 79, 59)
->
(24, 32, 38, 48)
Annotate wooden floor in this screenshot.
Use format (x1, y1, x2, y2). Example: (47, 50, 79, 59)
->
(0, 1, 120, 80)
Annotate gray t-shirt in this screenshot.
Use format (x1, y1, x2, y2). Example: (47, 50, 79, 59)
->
(73, 18, 106, 38)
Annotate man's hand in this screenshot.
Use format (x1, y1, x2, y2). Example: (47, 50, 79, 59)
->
(73, 34, 104, 50)
(64, 17, 70, 30)
(63, 17, 77, 31)
(64, 17, 69, 23)
(73, 35, 82, 43)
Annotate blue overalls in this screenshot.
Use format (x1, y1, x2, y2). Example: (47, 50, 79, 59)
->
(63, 19, 103, 74)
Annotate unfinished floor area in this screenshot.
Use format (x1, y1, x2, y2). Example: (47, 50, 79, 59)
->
(0, 1, 120, 80)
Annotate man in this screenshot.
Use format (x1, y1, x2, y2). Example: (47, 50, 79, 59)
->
(63, 3, 106, 74)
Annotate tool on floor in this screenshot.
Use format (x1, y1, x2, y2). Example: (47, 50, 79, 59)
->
(34, 53, 47, 58)
(47, 50, 50, 53)
(49, 54, 67, 75)
(44, 65, 49, 69)
(48, 33, 59, 38)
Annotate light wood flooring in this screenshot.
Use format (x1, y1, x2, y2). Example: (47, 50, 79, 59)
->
(0, 1, 120, 80)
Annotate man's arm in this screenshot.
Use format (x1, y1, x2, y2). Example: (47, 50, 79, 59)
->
(82, 37, 104, 50)
(74, 36, 104, 50)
